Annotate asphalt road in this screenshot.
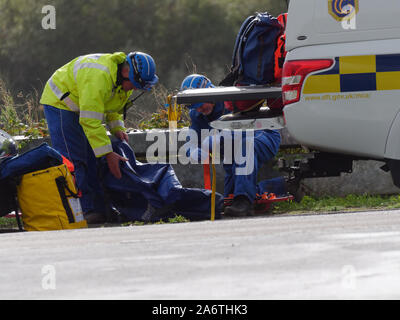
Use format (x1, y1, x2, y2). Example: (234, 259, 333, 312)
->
(1, 210, 400, 300)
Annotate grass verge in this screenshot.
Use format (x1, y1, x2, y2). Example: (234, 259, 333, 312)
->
(271, 194, 400, 215)
(0, 214, 191, 231)
(122, 214, 191, 227)
(0, 216, 20, 230)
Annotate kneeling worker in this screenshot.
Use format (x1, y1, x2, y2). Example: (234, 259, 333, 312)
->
(40, 52, 159, 223)
(180, 74, 281, 217)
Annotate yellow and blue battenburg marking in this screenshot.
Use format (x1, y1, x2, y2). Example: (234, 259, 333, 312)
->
(303, 54, 400, 94)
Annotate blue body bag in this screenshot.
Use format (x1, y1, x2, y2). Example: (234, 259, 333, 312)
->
(102, 140, 223, 222)
(0, 143, 63, 180)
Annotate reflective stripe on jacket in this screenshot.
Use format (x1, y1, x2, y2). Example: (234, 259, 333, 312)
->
(40, 52, 133, 157)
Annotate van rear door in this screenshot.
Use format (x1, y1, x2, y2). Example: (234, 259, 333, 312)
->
(287, 0, 400, 51)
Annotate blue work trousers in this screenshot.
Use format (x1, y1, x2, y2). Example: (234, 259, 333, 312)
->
(223, 130, 281, 202)
(43, 105, 105, 214)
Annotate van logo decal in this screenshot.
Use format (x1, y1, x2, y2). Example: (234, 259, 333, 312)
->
(328, 0, 359, 21)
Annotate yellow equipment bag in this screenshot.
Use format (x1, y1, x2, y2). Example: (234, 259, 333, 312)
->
(17, 164, 88, 231)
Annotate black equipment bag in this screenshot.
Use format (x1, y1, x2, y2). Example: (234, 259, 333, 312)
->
(0, 177, 23, 230)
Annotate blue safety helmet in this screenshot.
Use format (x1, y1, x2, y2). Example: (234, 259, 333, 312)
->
(126, 52, 159, 91)
(180, 74, 215, 109)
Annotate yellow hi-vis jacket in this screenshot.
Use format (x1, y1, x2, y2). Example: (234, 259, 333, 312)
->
(40, 52, 133, 157)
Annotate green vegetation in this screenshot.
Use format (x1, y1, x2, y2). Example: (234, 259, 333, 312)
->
(132, 82, 191, 130)
(272, 194, 400, 214)
(0, 78, 48, 149)
(0, 216, 19, 229)
(122, 214, 191, 227)
(0, 214, 191, 230)
(0, 0, 287, 128)
(138, 108, 191, 130)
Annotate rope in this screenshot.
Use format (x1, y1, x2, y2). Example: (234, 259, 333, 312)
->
(211, 157, 216, 221)
(210, 129, 218, 221)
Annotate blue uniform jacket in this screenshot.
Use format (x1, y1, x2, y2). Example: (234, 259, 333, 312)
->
(187, 102, 282, 201)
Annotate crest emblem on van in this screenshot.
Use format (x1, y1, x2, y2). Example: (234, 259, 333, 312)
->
(328, 0, 359, 21)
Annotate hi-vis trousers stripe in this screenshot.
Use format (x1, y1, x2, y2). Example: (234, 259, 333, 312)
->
(48, 77, 79, 112)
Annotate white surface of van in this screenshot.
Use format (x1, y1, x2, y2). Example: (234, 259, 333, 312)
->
(283, 0, 400, 160)
(286, 0, 400, 51)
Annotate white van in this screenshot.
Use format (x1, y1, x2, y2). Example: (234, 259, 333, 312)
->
(175, 0, 400, 187)
(284, 0, 400, 158)
(282, 0, 400, 185)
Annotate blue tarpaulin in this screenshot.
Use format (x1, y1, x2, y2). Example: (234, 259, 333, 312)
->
(0, 143, 63, 180)
(101, 140, 224, 222)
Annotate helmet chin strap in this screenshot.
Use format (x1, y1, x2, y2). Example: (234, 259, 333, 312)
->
(123, 91, 146, 120)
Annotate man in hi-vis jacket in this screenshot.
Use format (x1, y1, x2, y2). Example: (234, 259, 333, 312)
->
(40, 52, 159, 223)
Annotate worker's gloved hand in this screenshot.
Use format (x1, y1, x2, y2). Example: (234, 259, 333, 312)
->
(105, 152, 129, 179)
(114, 130, 129, 143)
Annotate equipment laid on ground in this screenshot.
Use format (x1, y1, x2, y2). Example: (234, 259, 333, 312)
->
(0, 143, 87, 231)
(17, 163, 86, 231)
(219, 175, 294, 214)
(224, 192, 294, 214)
(102, 140, 224, 223)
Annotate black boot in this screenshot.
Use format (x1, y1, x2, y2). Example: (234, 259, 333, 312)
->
(224, 195, 253, 217)
(141, 203, 175, 223)
(83, 211, 107, 224)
